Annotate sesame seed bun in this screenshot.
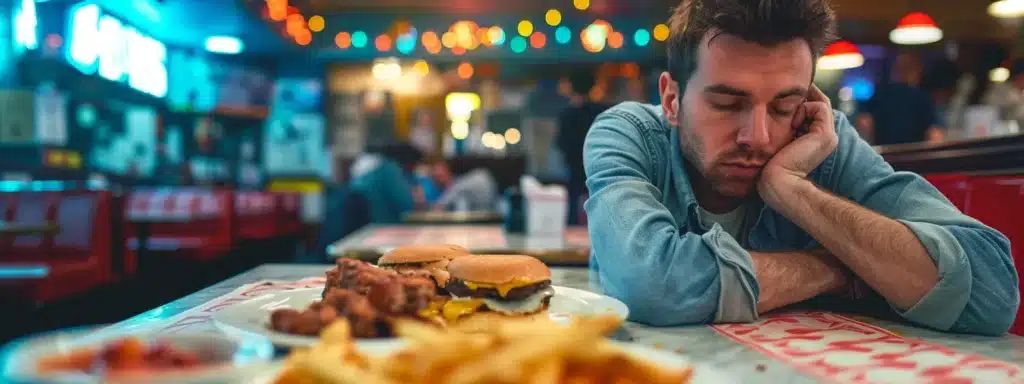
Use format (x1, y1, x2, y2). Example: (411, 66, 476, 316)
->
(378, 244, 470, 265)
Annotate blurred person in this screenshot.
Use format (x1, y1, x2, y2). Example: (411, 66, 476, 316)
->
(982, 59, 1024, 132)
(349, 142, 425, 223)
(557, 69, 611, 225)
(921, 58, 961, 132)
(524, 78, 571, 176)
(426, 157, 498, 212)
(585, 0, 1016, 335)
(856, 53, 943, 144)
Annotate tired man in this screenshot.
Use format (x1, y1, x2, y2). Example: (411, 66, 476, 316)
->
(585, 0, 1019, 335)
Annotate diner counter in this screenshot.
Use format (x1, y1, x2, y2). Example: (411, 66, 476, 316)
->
(112, 264, 1024, 383)
(875, 133, 1024, 175)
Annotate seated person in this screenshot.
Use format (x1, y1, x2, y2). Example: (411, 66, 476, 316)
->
(584, 0, 1018, 335)
(426, 158, 498, 212)
(349, 143, 425, 224)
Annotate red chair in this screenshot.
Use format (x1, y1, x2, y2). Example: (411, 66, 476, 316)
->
(236, 191, 277, 240)
(1, 191, 113, 304)
(964, 175, 1024, 336)
(924, 173, 970, 211)
(124, 188, 235, 262)
(7, 192, 59, 261)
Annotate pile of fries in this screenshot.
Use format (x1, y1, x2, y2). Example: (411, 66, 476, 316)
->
(273, 316, 693, 384)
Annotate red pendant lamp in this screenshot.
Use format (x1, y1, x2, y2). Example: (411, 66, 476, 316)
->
(818, 40, 864, 70)
(889, 12, 943, 45)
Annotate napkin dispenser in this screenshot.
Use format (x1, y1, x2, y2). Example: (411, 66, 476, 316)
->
(520, 176, 568, 236)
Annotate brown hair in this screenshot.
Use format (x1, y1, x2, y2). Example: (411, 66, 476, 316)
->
(667, 0, 837, 92)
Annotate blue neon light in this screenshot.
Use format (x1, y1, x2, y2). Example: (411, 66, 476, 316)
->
(65, 2, 168, 98)
(13, 0, 38, 51)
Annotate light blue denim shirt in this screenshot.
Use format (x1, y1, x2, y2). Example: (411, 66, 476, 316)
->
(584, 101, 1020, 336)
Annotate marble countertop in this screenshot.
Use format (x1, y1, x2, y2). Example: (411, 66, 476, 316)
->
(115, 264, 1024, 383)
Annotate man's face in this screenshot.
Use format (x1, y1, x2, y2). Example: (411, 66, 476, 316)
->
(660, 34, 814, 199)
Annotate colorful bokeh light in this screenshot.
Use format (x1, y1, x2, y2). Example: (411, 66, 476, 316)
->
(352, 31, 368, 48)
(510, 36, 527, 53)
(555, 26, 571, 44)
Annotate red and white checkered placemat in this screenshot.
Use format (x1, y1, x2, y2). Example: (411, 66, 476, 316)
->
(712, 311, 1023, 383)
(105, 277, 325, 335)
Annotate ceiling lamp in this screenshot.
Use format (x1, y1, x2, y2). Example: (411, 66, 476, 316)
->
(990, 67, 1010, 83)
(989, 0, 1024, 18)
(889, 12, 942, 45)
(205, 36, 244, 54)
(817, 40, 863, 70)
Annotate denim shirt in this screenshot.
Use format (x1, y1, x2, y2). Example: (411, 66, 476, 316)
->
(583, 102, 1020, 336)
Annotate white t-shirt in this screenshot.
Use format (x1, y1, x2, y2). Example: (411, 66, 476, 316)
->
(697, 202, 754, 247)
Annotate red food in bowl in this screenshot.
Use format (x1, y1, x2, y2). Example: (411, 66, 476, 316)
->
(36, 337, 203, 377)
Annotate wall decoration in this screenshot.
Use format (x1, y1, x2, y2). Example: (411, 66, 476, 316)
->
(34, 83, 68, 145)
(263, 111, 325, 176)
(0, 91, 35, 143)
(167, 50, 272, 113)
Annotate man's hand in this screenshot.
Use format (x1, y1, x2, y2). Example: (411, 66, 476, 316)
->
(758, 85, 838, 206)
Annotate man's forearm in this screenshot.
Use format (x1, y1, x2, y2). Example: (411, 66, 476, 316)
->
(764, 177, 938, 310)
(752, 250, 847, 314)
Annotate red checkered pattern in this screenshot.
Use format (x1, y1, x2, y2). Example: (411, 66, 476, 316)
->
(235, 192, 276, 216)
(126, 191, 222, 221)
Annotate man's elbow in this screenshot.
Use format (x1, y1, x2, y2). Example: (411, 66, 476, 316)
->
(951, 291, 1020, 336)
(610, 280, 720, 327)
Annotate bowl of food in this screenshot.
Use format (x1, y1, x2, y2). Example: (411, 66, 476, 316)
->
(0, 326, 274, 383)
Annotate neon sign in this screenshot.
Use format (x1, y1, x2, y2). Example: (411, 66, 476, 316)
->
(65, 2, 168, 98)
(13, 0, 39, 51)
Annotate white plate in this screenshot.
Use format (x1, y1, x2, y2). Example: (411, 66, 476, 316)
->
(0, 326, 274, 384)
(213, 285, 630, 347)
(249, 339, 737, 383)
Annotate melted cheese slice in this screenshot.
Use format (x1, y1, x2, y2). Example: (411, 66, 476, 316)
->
(441, 299, 486, 322)
(443, 286, 555, 321)
(416, 300, 446, 319)
(461, 277, 540, 297)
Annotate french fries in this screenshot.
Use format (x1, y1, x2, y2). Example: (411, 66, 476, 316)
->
(273, 316, 693, 384)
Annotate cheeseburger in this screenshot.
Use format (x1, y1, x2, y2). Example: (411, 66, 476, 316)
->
(376, 244, 470, 288)
(435, 255, 554, 323)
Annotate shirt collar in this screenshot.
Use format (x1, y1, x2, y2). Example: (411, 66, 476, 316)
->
(663, 109, 702, 224)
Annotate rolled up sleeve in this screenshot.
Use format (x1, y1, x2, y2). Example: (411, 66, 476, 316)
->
(584, 110, 759, 326)
(828, 113, 1020, 335)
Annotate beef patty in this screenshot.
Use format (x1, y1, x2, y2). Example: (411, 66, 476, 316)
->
(444, 279, 552, 301)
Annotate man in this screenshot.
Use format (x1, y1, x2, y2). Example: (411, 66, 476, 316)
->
(557, 69, 610, 225)
(857, 53, 944, 145)
(584, 0, 1018, 335)
(427, 158, 497, 212)
(349, 143, 425, 224)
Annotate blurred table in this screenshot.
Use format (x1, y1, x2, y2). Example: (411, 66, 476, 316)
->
(327, 225, 591, 266)
(109, 264, 1024, 383)
(403, 210, 503, 225)
(0, 221, 59, 235)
